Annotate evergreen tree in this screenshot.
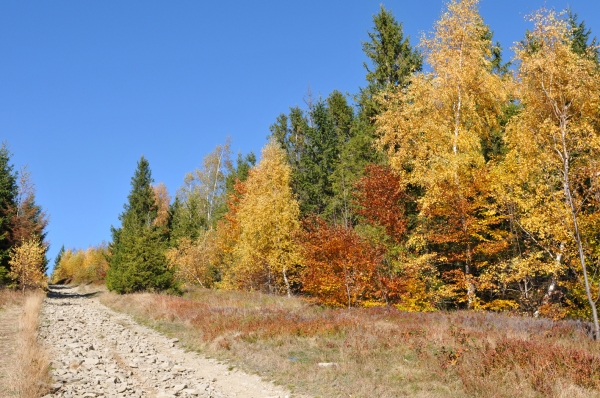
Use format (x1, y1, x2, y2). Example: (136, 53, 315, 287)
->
(360, 5, 422, 117)
(224, 152, 256, 196)
(297, 100, 340, 216)
(106, 156, 174, 293)
(270, 106, 310, 201)
(53, 245, 65, 279)
(0, 143, 18, 284)
(568, 10, 599, 62)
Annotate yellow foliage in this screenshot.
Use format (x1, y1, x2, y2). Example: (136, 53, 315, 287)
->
(166, 232, 218, 288)
(230, 141, 302, 296)
(51, 244, 109, 283)
(376, 0, 509, 308)
(499, 8, 600, 326)
(9, 238, 46, 291)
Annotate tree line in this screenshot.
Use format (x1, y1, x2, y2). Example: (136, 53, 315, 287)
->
(52, 0, 600, 336)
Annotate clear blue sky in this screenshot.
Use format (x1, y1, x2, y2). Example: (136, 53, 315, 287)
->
(1, 0, 598, 273)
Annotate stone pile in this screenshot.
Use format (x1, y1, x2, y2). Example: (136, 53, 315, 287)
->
(39, 287, 292, 398)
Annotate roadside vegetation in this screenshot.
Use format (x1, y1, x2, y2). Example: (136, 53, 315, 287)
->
(14, 291, 51, 398)
(101, 287, 600, 398)
(0, 290, 50, 398)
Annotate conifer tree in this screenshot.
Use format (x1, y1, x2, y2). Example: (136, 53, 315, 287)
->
(106, 156, 174, 293)
(0, 143, 18, 283)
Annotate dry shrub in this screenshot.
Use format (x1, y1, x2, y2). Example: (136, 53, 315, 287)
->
(101, 288, 600, 398)
(12, 290, 51, 398)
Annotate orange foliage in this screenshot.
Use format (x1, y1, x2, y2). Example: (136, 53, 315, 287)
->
(10, 166, 48, 246)
(353, 164, 408, 243)
(152, 182, 171, 228)
(299, 217, 384, 307)
(214, 179, 245, 289)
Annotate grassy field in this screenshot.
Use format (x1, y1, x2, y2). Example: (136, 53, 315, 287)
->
(99, 287, 600, 398)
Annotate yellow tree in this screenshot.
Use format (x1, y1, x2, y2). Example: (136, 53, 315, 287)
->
(9, 238, 45, 292)
(233, 141, 302, 296)
(376, 0, 508, 308)
(502, 9, 600, 336)
(165, 231, 218, 288)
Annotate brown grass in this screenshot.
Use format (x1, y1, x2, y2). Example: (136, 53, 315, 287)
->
(0, 289, 23, 310)
(101, 288, 600, 398)
(11, 291, 51, 398)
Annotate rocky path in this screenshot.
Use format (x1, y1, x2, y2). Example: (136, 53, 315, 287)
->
(40, 286, 294, 398)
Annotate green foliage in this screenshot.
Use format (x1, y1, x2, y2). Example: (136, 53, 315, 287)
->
(107, 156, 175, 293)
(53, 245, 65, 274)
(362, 5, 422, 91)
(568, 10, 599, 62)
(0, 142, 18, 283)
(360, 5, 422, 119)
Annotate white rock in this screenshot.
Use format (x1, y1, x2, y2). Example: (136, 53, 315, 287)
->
(317, 362, 339, 367)
(173, 383, 187, 392)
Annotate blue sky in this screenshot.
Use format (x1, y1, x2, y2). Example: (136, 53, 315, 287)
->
(1, 0, 598, 272)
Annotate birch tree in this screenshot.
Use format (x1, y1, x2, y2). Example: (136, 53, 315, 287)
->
(9, 237, 46, 292)
(376, 0, 509, 308)
(503, 9, 600, 336)
(233, 142, 302, 296)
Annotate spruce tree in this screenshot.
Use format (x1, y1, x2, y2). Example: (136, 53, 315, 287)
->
(106, 156, 174, 293)
(360, 5, 422, 117)
(568, 10, 599, 63)
(0, 143, 18, 284)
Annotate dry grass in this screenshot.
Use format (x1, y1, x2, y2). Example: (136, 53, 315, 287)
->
(101, 288, 600, 398)
(0, 289, 23, 310)
(11, 291, 51, 398)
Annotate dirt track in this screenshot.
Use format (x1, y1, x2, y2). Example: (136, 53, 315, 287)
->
(40, 286, 294, 398)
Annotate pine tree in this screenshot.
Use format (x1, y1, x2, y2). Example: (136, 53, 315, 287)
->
(0, 143, 18, 283)
(360, 5, 422, 118)
(52, 245, 65, 281)
(106, 156, 174, 293)
(568, 10, 599, 63)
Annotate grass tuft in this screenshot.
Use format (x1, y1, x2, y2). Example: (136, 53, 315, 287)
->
(11, 291, 51, 398)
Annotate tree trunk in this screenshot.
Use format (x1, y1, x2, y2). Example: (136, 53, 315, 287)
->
(560, 123, 600, 339)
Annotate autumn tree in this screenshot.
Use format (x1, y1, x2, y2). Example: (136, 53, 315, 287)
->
(300, 217, 383, 307)
(107, 156, 174, 293)
(10, 166, 49, 271)
(352, 164, 439, 310)
(9, 237, 46, 292)
(501, 9, 600, 336)
(165, 231, 218, 288)
(52, 244, 110, 283)
(231, 142, 302, 296)
(376, 0, 509, 309)
(171, 139, 233, 244)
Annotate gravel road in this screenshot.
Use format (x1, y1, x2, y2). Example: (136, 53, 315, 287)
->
(40, 286, 294, 398)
